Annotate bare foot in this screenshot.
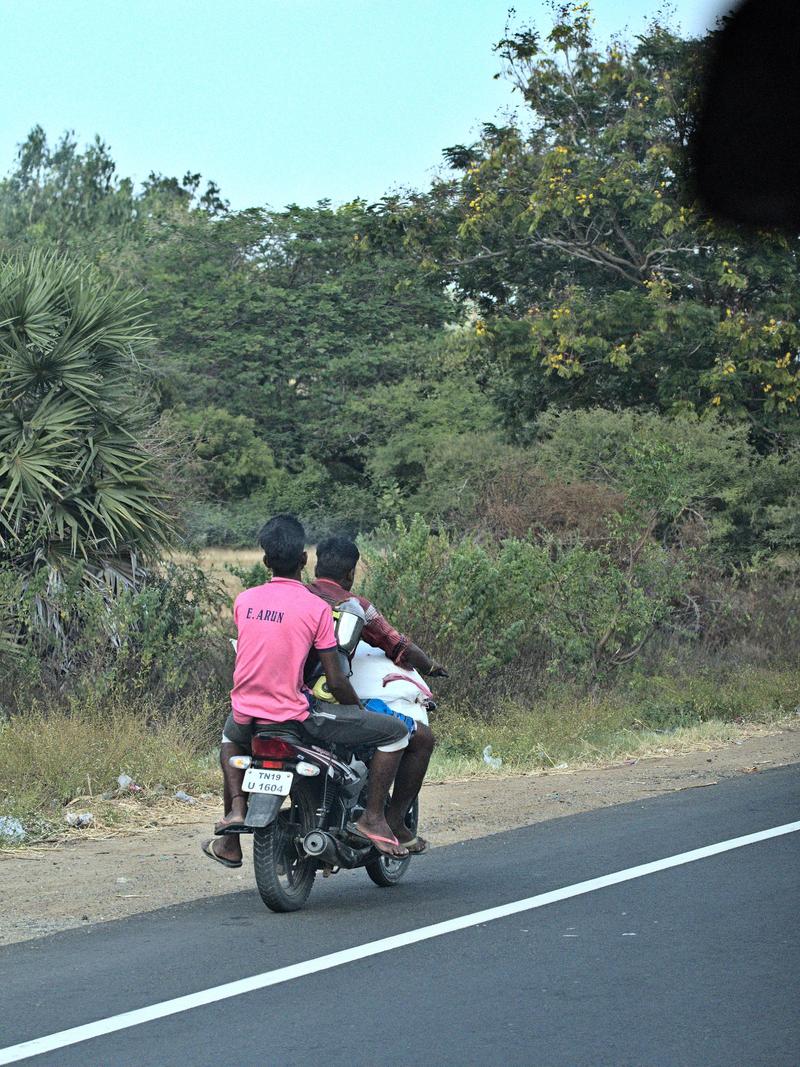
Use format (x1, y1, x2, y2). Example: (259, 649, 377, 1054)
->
(389, 822, 414, 844)
(214, 813, 247, 835)
(351, 817, 409, 858)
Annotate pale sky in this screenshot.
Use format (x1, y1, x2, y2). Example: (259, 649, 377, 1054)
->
(0, 0, 729, 210)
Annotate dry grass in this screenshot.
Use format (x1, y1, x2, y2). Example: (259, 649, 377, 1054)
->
(425, 717, 792, 781)
(427, 665, 800, 779)
(171, 546, 323, 598)
(0, 698, 224, 846)
(4, 708, 793, 849)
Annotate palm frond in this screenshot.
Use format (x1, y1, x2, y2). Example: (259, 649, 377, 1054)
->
(0, 251, 175, 601)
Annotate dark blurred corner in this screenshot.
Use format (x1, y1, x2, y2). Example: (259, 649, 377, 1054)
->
(693, 0, 800, 228)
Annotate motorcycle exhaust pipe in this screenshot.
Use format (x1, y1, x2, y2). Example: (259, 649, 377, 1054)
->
(334, 838, 372, 867)
(302, 830, 373, 868)
(302, 830, 339, 866)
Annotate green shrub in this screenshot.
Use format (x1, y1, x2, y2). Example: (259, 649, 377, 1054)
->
(531, 408, 800, 566)
(736, 446, 800, 557)
(360, 514, 687, 699)
(171, 405, 286, 500)
(226, 559, 269, 590)
(0, 559, 232, 718)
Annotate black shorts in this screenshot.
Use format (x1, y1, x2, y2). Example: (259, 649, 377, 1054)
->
(222, 704, 409, 753)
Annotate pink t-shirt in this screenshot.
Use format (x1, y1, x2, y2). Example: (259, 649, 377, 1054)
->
(231, 577, 337, 724)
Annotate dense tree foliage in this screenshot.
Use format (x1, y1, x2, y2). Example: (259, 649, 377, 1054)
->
(135, 202, 452, 465)
(3, 5, 800, 738)
(415, 8, 800, 444)
(1, 6, 797, 553)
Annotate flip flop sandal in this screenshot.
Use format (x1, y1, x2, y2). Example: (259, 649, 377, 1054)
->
(346, 822, 409, 858)
(399, 835, 428, 854)
(214, 820, 252, 836)
(201, 838, 243, 869)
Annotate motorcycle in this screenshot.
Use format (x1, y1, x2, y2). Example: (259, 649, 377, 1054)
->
(229, 603, 435, 913)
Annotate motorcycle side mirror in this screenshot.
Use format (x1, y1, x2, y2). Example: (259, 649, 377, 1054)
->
(333, 598, 366, 655)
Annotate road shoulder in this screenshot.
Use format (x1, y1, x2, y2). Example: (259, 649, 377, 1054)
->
(1, 723, 797, 946)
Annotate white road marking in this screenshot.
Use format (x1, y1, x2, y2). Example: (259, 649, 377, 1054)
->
(1, 819, 798, 1065)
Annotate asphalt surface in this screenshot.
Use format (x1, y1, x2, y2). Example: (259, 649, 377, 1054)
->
(1, 764, 798, 1066)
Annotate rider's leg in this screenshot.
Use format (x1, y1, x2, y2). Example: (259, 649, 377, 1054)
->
(212, 742, 248, 863)
(220, 741, 248, 822)
(356, 747, 405, 845)
(301, 704, 409, 855)
(211, 716, 252, 864)
(386, 724, 435, 843)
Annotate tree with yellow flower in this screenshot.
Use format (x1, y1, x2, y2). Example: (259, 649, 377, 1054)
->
(419, 5, 800, 444)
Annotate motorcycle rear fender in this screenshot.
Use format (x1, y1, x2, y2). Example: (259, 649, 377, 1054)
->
(244, 792, 283, 828)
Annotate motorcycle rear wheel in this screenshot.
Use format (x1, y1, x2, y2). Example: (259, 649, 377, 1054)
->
(365, 797, 419, 888)
(253, 779, 318, 912)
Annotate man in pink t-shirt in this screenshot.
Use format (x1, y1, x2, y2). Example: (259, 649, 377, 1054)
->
(230, 575, 338, 725)
(203, 515, 410, 870)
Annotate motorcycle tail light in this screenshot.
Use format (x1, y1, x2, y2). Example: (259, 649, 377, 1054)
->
(251, 736, 298, 760)
(228, 755, 252, 769)
(295, 761, 320, 777)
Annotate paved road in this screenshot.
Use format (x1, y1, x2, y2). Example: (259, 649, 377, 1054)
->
(1, 765, 798, 1066)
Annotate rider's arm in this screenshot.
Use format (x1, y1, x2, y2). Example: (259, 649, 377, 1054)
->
(318, 648, 364, 708)
(358, 599, 447, 676)
(401, 642, 448, 677)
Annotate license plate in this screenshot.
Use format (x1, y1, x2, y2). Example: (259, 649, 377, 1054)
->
(243, 768, 293, 796)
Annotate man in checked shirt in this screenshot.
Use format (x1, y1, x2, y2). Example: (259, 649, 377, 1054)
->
(307, 536, 447, 854)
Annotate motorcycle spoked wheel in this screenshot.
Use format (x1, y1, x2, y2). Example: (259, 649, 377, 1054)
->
(365, 796, 419, 888)
(253, 778, 319, 912)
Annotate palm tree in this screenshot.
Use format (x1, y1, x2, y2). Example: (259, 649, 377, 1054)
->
(0, 251, 174, 608)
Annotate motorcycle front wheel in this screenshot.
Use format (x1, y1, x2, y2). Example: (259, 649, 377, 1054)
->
(253, 779, 318, 912)
(365, 796, 419, 888)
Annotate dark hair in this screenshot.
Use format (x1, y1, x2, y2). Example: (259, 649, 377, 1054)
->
(258, 514, 306, 577)
(315, 535, 360, 580)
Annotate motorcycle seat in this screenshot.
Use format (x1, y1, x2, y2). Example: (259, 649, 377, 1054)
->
(251, 722, 370, 767)
(253, 721, 307, 743)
